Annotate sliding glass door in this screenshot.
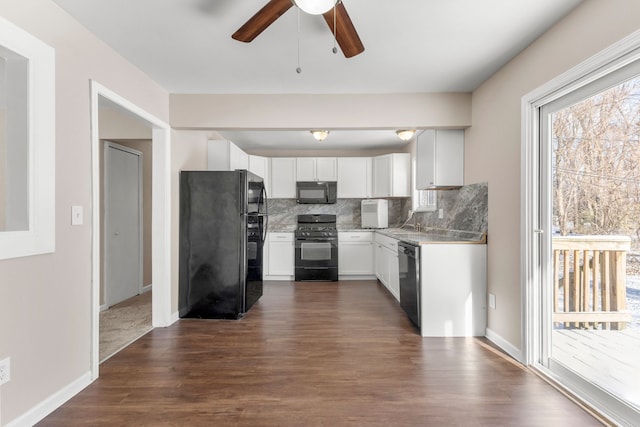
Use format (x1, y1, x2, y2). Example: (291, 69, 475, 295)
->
(536, 59, 640, 426)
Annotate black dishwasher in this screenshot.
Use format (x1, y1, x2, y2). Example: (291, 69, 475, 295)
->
(398, 241, 420, 330)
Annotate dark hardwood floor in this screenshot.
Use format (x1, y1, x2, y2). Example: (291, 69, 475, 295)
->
(39, 281, 603, 426)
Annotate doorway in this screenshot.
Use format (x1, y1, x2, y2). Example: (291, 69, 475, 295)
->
(90, 81, 172, 379)
(104, 142, 143, 307)
(100, 141, 153, 362)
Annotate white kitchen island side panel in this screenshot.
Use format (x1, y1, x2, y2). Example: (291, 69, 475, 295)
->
(420, 244, 487, 337)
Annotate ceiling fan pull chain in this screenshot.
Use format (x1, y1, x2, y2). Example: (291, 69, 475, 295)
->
(296, 7, 302, 74)
(332, 3, 337, 54)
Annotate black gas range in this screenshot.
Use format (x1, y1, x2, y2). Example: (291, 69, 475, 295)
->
(294, 214, 338, 281)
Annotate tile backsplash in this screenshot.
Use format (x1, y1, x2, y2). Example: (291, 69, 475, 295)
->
(411, 182, 488, 234)
(267, 182, 487, 234)
(267, 198, 408, 230)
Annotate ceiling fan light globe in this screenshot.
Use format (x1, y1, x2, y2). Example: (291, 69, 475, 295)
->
(293, 0, 338, 15)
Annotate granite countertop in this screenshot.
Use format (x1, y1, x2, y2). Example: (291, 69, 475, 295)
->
(376, 227, 487, 245)
(267, 225, 487, 245)
(268, 225, 297, 232)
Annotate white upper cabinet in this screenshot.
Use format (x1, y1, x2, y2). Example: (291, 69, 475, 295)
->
(296, 158, 316, 181)
(416, 129, 464, 189)
(207, 139, 249, 171)
(372, 153, 410, 197)
(270, 157, 297, 198)
(296, 157, 337, 181)
(249, 155, 270, 195)
(337, 157, 372, 198)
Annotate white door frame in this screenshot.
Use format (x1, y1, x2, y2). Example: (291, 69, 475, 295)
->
(90, 81, 173, 380)
(521, 30, 640, 425)
(103, 141, 143, 307)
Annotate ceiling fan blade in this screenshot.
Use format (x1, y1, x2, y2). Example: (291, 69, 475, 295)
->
(323, 2, 364, 58)
(232, 0, 294, 43)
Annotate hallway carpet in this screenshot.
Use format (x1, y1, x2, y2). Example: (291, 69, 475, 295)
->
(99, 290, 152, 362)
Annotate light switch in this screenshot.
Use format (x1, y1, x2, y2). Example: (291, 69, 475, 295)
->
(71, 205, 83, 226)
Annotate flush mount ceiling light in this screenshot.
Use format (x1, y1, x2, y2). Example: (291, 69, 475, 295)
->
(293, 0, 339, 15)
(396, 129, 416, 141)
(310, 130, 330, 141)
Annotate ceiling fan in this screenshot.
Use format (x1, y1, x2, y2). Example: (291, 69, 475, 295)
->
(232, 0, 365, 58)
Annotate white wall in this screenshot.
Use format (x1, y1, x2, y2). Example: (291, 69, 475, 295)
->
(466, 0, 640, 350)
(170, 130, 209, 312)
(0, 1, 168, 424)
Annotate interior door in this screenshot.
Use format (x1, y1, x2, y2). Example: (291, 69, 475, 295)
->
(104, 142, 142, 307)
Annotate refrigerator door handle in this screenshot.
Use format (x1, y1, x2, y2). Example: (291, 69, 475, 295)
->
(262, 215, 269, 244)
(261, 185, 268, 216)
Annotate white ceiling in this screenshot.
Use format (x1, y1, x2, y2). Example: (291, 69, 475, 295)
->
(52, 0, 583, 150)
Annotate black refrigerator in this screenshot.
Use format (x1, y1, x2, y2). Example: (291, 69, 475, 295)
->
(179, 170, 268, 319)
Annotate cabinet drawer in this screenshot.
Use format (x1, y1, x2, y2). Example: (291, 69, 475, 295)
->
(339, 231, 373, 242)
(375, 233, 399, 252)
(269, 232, 294, 242)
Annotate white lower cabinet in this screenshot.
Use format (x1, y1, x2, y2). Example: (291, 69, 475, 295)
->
(265, 232, 294, 278)
(419, 243, 486, 337)
(374, 233, 400, 301)
(338, 231, 374, 276)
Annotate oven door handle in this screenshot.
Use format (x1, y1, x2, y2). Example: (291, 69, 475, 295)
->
(295, 237, 337, 242)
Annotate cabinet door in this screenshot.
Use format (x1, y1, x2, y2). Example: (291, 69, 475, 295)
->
(338, 232, 374, 275)
(249, 155, 270, 195)
(387, 247, 400, 301)
(315, 157, 337, 181)
(416, 129, 464, 189)
(268, 233, 294, 276)
(337, 157, 371, 198)
(270, 158, 296, 198)
(390, 153, 411, 197)
(296, 158, 316, 181)
(375, 242, 388, 285)
(373, 155, 392, 197)
(229, 142, 249, 170)
(416, 129, 437, 188)
(339, 242, 373, 275)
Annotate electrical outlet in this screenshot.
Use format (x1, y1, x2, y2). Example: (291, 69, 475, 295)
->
(489, 293, 496, 309)
(0, 357, 10, 385)
(438, 208, 444, 219)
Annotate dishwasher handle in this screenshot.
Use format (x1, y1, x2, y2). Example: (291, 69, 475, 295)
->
(398, 242, 419, 259)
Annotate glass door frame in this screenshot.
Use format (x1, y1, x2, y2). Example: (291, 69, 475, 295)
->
(522, 31, 640, 426)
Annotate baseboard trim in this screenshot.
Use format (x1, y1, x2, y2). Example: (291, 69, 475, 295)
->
(169, 311, 180, 325)
(264, 275, 294, 281)
(485, 327, 523, 363)
(142, 284, 152, 293)
(99, 303, 108, 312)
(5, 371, 92, 427)
(338, 275, 377, 281)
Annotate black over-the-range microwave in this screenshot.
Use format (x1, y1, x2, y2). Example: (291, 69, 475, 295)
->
(296, 181, 337, 204)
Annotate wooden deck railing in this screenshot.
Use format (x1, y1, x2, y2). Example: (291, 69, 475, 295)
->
(552, 235, 632, 330)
